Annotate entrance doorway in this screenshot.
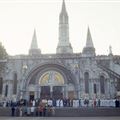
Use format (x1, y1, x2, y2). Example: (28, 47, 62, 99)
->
(68, 91, 74, 99)
(41, 86, 50, 99)
(40, 86, 63, 99)
(53, 86, 63, 99)
(29, 91, 35, 101)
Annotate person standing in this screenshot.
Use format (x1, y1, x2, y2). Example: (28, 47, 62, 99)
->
(27, 106, 31, 116)
(19, 107, 23, 117)
(11, 106, 15, 116)
(43, 105, 47, 116)
(51, 106, 55, 116)
(39, 105, 43, 116)
(16, 107, 20, 116)
(98, 99, 101, 107)
(30, 106, 35, 116)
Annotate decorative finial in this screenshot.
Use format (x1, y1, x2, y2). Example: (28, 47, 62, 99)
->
(62, 0, 66, 13)
(109, 45, 113, 55)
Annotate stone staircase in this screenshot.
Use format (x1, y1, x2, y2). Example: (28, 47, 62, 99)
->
(0, 107, 120, 117)
(54, 107, 120, 117)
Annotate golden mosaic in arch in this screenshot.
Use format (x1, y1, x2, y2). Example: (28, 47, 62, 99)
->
(39, 70, 64, 86)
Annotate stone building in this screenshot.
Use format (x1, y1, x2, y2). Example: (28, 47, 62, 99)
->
(0, 0, 120, 101)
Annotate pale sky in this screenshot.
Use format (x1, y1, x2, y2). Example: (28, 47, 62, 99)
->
(0, 0, 120, 56)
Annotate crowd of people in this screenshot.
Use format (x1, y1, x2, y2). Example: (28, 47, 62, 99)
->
(0, 98, 120, 117)
(11, 103, 55, 117)
(10, 99, 55, 117)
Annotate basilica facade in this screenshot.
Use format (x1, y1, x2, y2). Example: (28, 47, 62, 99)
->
(0, 0, 120, 101)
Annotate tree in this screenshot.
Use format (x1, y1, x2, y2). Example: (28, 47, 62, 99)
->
(0, 42, 8, 75)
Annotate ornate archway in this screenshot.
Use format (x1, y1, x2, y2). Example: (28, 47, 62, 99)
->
(22, 63, 77, 100)
(39, 70, 65, 99)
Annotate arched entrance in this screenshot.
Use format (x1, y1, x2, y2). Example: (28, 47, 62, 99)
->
(23, 63, 77, 100)
(39, 70, 64, 99)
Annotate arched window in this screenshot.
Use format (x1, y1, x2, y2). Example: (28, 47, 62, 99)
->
(84, 72, 89, 93)
(0, 77, 3, 94)
(94, 84, 97, 94)
(13, 73, 17, 94)
(5, 85, 8, 97)
(100, 76, 105, 94)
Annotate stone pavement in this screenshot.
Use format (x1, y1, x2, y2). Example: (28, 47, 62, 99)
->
(0, 117, 120, 120)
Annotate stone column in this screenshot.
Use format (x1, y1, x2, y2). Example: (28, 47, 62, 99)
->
(81, 79, 85, 99)
(110, 79, 115, 98)
(2, 82, 5, 98)
(89, 79, 93, 99)
(25, 88, 29, 101)
(50, 85, 53, 98)
(34, 85, 40, 99)
(35, 86, 38, 99)
(62, 87, 64, 98)
(77, 85, 80, 99)
(35, 85, 40, 99)
(39, 87, 41, 99)
(64, 85, 68, 98)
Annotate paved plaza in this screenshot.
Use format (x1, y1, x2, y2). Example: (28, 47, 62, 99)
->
(0, 117, 120, 120)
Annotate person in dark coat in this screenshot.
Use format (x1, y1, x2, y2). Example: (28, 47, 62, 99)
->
(11, 106, 15, 116)
(53, 99, 56, 107)
(115, 99, 120, 108)
(43, 105, 47, 116)
(98, 99, 101, 107)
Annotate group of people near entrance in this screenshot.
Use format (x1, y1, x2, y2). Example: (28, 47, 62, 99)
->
(0, 98, 119, 117)
(11, 100, 55, 117)
(10, 98, 120, 117)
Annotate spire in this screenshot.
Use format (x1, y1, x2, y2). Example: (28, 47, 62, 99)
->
(29, 29, 41, 56)
(82, 26, 95, 56)
(86, 27, 94, 48)
(59, 0, 68, 24)
(62, 0, 66, 13)
(30, 29, 38, 49)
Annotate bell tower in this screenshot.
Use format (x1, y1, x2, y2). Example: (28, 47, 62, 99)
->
(56, 0, 73, 54)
